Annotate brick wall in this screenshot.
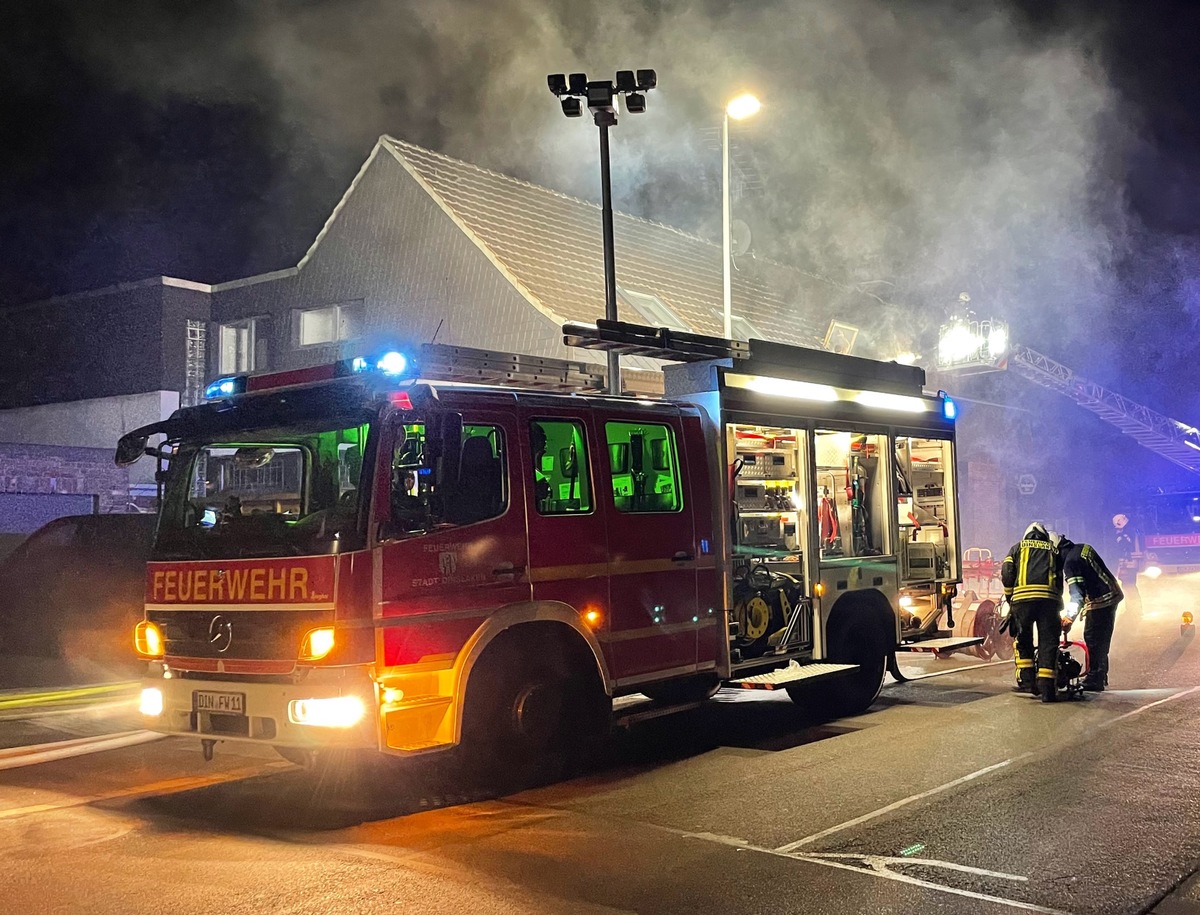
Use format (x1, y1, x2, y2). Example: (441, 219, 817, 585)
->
(0, 443, 130, 514)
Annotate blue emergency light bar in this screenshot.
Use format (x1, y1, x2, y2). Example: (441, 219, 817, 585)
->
(204, 376, 247, 400)
(349, 349, 414, 378)
(940, 393, 958, 421)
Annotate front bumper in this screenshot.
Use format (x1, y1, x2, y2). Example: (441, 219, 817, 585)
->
(140, 663, 378, 750)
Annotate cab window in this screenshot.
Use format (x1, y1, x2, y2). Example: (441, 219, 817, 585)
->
(530, 420, 592, 515)
(604, 421, 682, 513)
(389, 420, 507, 534)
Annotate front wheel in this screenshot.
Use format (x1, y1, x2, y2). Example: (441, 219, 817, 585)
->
(459, 645, 605, 786)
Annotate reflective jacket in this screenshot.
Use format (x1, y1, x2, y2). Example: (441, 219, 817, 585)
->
(1001, 533, 1064, 605)
(1062, 542, 1123, 612)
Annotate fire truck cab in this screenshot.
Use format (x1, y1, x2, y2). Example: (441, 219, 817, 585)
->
(118, 321, 975, 767)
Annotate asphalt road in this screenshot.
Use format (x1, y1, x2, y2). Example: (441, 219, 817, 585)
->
(0, 612, 1197, 915)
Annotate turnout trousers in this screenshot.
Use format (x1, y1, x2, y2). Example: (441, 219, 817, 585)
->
(1011, 598, 1062, 695)
(1083, 601, 1118, 687)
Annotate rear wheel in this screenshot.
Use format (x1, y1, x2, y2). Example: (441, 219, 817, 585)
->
(788, 613, 887, 718)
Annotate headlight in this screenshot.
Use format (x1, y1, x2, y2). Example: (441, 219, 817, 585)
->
(134, 621, 164, 659)
(139, 687, 164, 716)
(299, 627, 336, 661)
(288, 696, 366, 728)
(1144, 566, 1163, 579)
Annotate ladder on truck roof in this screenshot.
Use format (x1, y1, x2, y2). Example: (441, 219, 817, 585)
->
(415, 342, 609, 393)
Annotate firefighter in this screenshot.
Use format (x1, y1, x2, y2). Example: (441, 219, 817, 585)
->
(1112, 513, 1142, 621)
(1001, 521, 1066, 702)
(1052, 532, 1123, 692)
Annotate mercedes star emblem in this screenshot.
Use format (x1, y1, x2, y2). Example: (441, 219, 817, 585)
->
(207, 614, 233, 653)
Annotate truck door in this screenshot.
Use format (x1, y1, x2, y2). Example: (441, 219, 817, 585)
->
(375, 407, 529, 669)
(523, 409, 612, 673)
(599, 411, 699, 683)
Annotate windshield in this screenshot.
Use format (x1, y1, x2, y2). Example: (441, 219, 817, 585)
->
(154, 421, 371, 559)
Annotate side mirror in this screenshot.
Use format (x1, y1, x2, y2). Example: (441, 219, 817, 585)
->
(609, 443, 630, 475)
(115, 433, 150, 467)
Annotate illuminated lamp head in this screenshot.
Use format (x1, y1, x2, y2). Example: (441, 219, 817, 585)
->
(376, 351, 408, 375)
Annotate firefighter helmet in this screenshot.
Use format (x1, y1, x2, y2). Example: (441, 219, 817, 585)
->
(1113, 513, 1129, 530)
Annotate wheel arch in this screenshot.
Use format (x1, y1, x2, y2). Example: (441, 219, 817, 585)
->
(452, 601, 611, 744)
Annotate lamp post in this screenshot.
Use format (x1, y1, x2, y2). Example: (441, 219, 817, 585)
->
(548, 70, 657, 394)
(722, 93, 761, 339)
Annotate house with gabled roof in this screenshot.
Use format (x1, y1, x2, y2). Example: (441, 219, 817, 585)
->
(205, 136, 840, 383)
(0, 135, 889, 517)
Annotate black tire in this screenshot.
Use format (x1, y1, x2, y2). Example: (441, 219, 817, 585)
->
(459, 640, 605, 786)
(788, 612, 888, 718)
(639, 674, 721, 704)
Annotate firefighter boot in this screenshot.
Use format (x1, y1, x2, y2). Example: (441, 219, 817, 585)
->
(1013, 650, 1037, 695)
(1037, 675, 1058, 703)
(1014, 667, 1036, 695)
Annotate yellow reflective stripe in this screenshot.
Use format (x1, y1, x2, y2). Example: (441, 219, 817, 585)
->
(1037, 668, 1055, 678)
(1015, 659, 1034, 669)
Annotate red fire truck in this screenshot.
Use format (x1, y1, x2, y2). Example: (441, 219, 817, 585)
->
(118, 321, 976, 767)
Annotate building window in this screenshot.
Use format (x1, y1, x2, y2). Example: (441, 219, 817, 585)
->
(218, 319, 256, 374)
(296, 301, 365, 346)
(183, 320, 207, 407)
(618, 286, 690, 332)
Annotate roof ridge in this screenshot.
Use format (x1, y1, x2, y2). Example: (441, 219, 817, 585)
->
(382, 135, 892, 305)
(384, 135, 736, 255)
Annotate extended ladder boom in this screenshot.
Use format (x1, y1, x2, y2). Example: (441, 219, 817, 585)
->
(1004, 345, 1200, 475)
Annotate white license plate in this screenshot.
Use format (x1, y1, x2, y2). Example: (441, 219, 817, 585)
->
(193, 691, 245, 714)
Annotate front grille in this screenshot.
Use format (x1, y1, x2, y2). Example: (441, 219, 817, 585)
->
(149, 608, 333, 660)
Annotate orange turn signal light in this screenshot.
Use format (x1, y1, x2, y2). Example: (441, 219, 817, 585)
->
(299, 626, 336, 661)
(814, 582, 826, 597)
(134, 621, 164, 659)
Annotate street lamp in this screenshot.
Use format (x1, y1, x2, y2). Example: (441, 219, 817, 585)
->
(722, 93, 761, 339)
(548, 69, 657, 394)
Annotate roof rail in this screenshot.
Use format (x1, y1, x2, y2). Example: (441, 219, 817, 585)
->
(563, 319, 750, 362)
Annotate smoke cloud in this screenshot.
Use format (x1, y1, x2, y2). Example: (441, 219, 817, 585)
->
(11, 0, 1200, 544)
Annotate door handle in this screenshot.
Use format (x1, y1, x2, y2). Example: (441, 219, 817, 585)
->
(671, 551, 695, 562)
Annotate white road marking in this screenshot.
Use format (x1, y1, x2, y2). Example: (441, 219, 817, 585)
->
(0, 731, 166, 770)
(776, 759, 1014, 851)
(685, 831, 1074, 914)
(777, 682, 1200, 852)
(808, 851, 1028, 881)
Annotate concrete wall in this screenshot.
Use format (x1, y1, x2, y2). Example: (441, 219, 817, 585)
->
(0, 391, 179, 486)
(0, 443, 130, 514)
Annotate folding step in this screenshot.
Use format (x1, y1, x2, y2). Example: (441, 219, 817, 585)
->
(727, 662, 859, 690)
(897, 636, 984, 653)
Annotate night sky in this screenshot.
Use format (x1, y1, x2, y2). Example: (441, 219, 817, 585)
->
(2, 2, 1199, 442)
